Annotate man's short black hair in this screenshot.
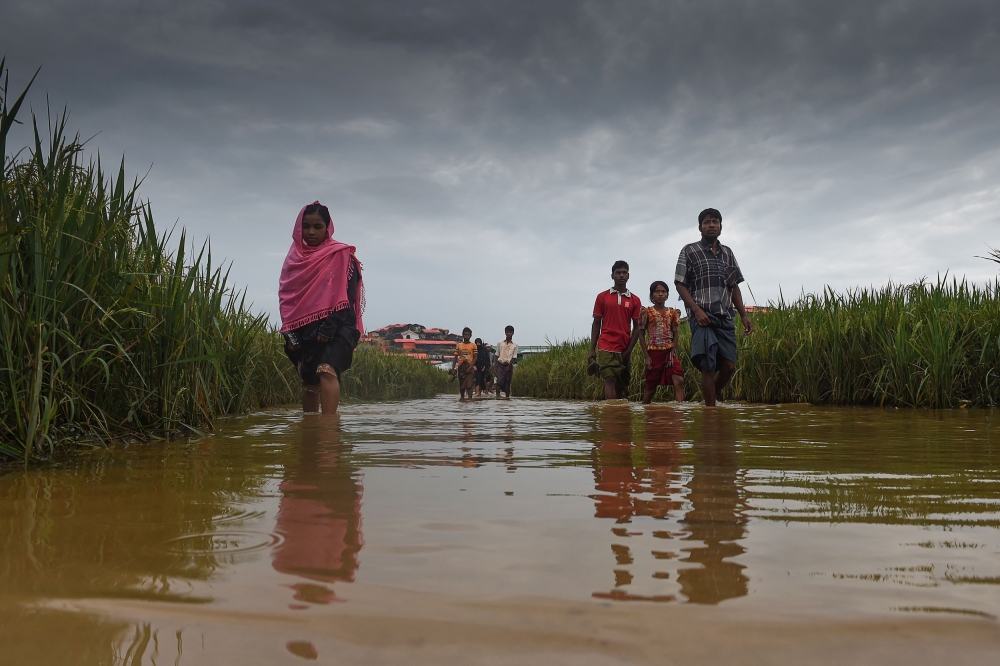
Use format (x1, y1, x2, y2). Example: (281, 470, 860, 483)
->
(698, 208, 722, 228)
(611, 260, 629, 272)
(504, 325, 514, 333)
(462, 327, 472, 335)
(649, 280, 670, 298)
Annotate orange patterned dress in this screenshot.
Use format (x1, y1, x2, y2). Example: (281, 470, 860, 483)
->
(643, 307, 680, 350)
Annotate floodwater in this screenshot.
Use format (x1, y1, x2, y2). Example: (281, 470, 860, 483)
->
(3, 397, 1000, 665)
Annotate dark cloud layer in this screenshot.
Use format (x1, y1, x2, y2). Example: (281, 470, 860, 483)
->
(4, 1, 999, 342)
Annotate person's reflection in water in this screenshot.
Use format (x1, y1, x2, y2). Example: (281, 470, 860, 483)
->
(677, 408, 749, 604)
(591, 404, 683, 602)
(271, 416, 363, 607)
(640, 405, 684, 520)
(591, 404, 640, 523)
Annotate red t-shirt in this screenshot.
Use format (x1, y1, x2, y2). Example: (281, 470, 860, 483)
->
(593, 289, 642, 353)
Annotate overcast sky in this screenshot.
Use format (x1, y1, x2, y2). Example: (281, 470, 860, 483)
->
(4, 1, 999, 344)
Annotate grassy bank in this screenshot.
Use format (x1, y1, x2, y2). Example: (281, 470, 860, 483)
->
(513, 279, 1000, 408)
(512, 337, 699, 402)
(0, 68, 449, 461)
(342, 346, 455, 402)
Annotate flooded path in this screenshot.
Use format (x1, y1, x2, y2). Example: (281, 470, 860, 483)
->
(3, 397, 1000, 664)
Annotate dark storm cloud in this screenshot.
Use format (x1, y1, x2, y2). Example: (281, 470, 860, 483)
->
(3, 1, 1000, 342)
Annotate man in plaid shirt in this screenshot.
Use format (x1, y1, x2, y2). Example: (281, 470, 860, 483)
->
(674, 208, 753, 406)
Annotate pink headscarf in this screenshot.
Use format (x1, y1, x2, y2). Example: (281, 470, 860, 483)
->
(278, 202, 365, 334)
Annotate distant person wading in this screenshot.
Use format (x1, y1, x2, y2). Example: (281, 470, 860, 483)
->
(454, 327, 477, 401)
(474, 337, 492, 397)
(279, 202, 365, 415)
(495, 326, 518, 399)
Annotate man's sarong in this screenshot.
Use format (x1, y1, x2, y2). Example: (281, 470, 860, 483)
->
(495, 361, 513, 394)
(457, 362, 476, 392)
(688, 313, 737, 372)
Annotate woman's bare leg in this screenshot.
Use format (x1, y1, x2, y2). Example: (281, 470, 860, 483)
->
(302, 385, 320, 413)
(319, 372, 341, 415)
(642, 388, 655, 404)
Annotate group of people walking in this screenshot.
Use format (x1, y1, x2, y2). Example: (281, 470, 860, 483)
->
(587, 207, 753, 407)
(276, 202, 751, 414)
(452, 326, 519, 401)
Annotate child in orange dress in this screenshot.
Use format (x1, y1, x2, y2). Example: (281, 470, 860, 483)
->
(640, 281, 685, 404)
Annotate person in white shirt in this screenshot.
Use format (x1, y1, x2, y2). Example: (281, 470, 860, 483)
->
(494, 325, 518, 398)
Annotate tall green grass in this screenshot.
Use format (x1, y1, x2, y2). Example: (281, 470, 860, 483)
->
(731, 280, 1000, 407)
(512, 337, 699, 402)
(342, 346, 455, 402)
(0, 81, 296, 459)
(514, 279, 1000, 408)
(0, 66, 450, 461)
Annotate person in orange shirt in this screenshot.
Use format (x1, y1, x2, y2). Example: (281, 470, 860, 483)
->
(453, 327, 477, 401)
(640, 281, 685, 404)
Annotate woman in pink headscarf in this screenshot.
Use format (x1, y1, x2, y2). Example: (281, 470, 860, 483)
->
(279, 202, 364, 414)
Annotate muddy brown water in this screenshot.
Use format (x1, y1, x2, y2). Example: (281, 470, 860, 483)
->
(3, 396, 1000, 664)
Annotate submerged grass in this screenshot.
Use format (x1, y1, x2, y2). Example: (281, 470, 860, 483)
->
(514, 279, 1000, 408)
(0, 66, 449, 461)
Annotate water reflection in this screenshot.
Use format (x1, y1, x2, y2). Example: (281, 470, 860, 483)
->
(677, 410, 749, 604)
(2, 397, 1000, 663)
(590, 404, 686, 602)
(588, 405, 748, 604)
(590, 404, 640, 524)
(271, 417, 364, 606)
(642, 406, 684, 521)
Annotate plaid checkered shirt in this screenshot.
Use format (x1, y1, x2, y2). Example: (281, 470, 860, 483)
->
(674, 238, 744, 318)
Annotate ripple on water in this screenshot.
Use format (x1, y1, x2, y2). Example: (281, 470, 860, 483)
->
(163, 530, 283, 555)
(209, 507, 267, 525)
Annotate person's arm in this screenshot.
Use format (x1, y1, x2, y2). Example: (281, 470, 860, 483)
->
(732, 284, 753, 335)
(670, 311, 680, 359)
(639, 309, 652, 369)
(674, 246, 709, 326)
(588, 294, 604, 363)
(587, 316, 601, 363)
(471, 346, 477, 365)
(318, 263, 359, 343)
(625, 313, 642, 356)
(676, 282, 711, 326)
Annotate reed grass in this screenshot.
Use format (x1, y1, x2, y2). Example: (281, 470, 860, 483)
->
(0, 65, 450, 461)
(341, 345, 455, 402)
(511, 336, 699, 402)
(514, 279, 1000, 408)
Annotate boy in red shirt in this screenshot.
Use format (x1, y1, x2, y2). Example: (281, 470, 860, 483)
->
(587, 260, 643, 400)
